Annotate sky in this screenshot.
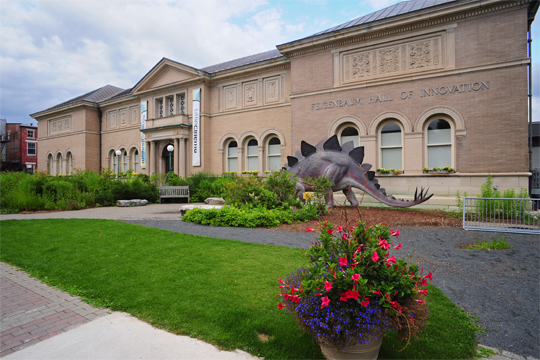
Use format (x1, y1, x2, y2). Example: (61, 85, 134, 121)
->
(0, 0, 539, 125)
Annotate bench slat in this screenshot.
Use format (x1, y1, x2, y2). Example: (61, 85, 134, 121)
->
(158, 186, 190, 203)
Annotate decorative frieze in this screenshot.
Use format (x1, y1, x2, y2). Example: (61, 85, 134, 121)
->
(131, 106, 139, 125)
(341, 34, 444, 84)
(120, 109, 127, 126)
(264, 77, 280, 104)
(243, 82, 257, 106)
(49, 117, 72, 135)
(224, 85, 237, 110)
(107, 111, 117, 129)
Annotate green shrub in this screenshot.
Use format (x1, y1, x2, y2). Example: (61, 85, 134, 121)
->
(302, 175, 333, 216)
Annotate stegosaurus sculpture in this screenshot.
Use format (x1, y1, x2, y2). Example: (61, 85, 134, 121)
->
(283, 135, 433, 208)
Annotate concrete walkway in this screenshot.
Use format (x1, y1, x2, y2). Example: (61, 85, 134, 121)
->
(1, 205, 538, 360)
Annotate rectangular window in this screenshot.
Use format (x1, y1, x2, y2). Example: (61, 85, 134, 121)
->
(27, 142, 36, 156)
(27, 130, 35, 139)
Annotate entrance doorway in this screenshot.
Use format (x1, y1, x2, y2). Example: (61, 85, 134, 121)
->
(161, 144, 174, 174)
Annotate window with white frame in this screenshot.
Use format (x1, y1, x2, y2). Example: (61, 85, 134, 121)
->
(133, 149, 139, 173)
(27, 142, 36, 156)
(340, 126, 359, 147)
(267, 137, 281, 171)
(66, 152, 73, 174)
(47, 153, 53, 174)
(56, 153, 63, 175)
(27, 130, 35, 139)
(426, 118, 452, 168)
(246, 139, 258, 171)
(380, 122, 402, 169)
(227, 141, 238, 173)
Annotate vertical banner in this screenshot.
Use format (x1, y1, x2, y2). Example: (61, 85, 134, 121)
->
(192, 88, 201, 167)
(140, 101, 148, 169)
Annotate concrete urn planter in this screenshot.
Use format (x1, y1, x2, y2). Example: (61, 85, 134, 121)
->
(319, 337, 383, 360)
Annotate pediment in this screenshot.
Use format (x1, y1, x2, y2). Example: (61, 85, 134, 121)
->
(132, 58, 203, 93)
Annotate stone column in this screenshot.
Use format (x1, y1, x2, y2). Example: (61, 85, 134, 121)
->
(179, 138, 186, 178)
(237, 148, 244, 173)
(174, 138, 179, 175)
(150, 141, 156, 175)
(258, 146, 264, 173)
(145, 141, 150, 175)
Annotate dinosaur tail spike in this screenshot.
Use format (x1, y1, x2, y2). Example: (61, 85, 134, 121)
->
(414, 188, 418, 201)
(287, 156, 298, 167)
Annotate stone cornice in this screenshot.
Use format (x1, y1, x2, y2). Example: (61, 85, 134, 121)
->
(277, 0, 531, 59)
(31, 102, 98, 120)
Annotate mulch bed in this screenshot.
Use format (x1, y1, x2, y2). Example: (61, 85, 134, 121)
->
(266, 206, 462, 232)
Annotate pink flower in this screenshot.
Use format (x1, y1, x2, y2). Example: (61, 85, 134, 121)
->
(418, 289, 427, 295)
(424, 271, 433, 281)
(351, 273, 360, 282)
(387, 256, 397, 264)
(336, 225, 343, 233)
(360, 299, 370, 307)
(391, 229, 400, 238)
(278, 277, 285, 284)
(420, 279, 428, 287)
(278, 303, 286, 310)
(390, 300, 399, 309)
(378, 239, 390, 250)
(306, 227, 314, 232)
(394, 243, 402, 249)
(373, 290, 381, 295)
(350, 261, 358, 269)
(290, 286, 298, 294)
(372, 251, 379, 262)
(276, 294, 282, 297)
(326, 229, 333, 235)
(321, 296, 330, 309)
(416, 299, 425, 304)
(324, 281, 333, 292)
(341, 233, 348, 241)
(339, 257, 348, 266)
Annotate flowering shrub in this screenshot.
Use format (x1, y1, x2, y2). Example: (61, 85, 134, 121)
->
(277, 220, 431, 350)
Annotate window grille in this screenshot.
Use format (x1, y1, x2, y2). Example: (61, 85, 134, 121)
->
(169, 96, 174, 116)
(27, 142, 36, 156)
(159, 99, 164, 118)
(180, 94, 185, 113)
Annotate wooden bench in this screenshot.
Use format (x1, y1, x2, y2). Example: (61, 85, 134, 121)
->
(158, 186, 190, 203)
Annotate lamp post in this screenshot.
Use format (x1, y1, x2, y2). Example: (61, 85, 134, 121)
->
(167, 144, 174, 185)
(115, 149, 122, 179)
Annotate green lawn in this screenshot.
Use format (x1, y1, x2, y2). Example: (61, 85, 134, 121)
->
(0, 219, 480, 359)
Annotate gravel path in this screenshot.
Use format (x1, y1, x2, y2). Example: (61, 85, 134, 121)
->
(125, 220, 539, 359)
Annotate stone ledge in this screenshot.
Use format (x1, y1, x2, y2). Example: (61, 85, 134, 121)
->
(116, 199, 148, 207)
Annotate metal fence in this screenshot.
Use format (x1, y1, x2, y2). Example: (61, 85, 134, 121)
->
(463, 197, 540, 234)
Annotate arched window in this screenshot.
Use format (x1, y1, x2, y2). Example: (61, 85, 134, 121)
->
(56, 153, 63, 175)
(47, 153, 53, 174)
(426, 118, 452, 168)
(340, 126, 359, 147)
(267, 137, 281, 171)
(66, 152, 73, 175)
(133, 149, 139, 173)
(123, 151, 128, 172)
(246, 139, 258, 171)
(380, 122, 402, 169)
(227, 141, 238, 173)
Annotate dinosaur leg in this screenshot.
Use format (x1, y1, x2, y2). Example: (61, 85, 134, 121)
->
(342, 188, 359, 206)
(296, 182, 306, 205)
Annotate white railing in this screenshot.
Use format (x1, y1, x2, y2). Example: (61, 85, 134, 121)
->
(463, 197, 540, 234)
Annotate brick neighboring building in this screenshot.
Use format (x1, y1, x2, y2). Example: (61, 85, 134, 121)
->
(30, 0, 539, 205)
(0, 122, 38, 173)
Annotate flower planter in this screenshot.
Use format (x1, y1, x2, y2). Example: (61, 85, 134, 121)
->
(425, 171, 453, 174)
(320, 337, 383, 360)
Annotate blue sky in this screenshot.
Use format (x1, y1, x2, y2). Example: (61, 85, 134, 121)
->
(0, 0, 538, 125)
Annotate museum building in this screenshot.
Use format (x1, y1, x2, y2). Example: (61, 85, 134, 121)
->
(31, 0, 538, 206)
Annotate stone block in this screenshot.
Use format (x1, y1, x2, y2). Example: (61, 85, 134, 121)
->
(179, 204, 223, 216)
(116, 199, 148, 207)
(204, 197, 225, 205)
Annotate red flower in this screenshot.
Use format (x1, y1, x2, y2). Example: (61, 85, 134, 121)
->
(372, 251, 379, 262)
(278, 303, 286, 310)
(387, 256, 397, 264)
(418, 289, 427, 295)
(327, 229, 333, 235)
(394, 243, 402, 249)
(416, 299, 425, 304)
(306, 227, 314, 232)
(324, 281, 333, 292)
(342, 233, 348, 241)
(373, 290, 381, 295)
(351, 273, 360, 282)
(420, 279, 428, 287)
(360, 299, 370, 307)
(291, 286, 298, 294)
(340, 293, 348, 301)
(276, 294, 282, 297)
(391, 229, 400, 238)
(321, 296, 330, 309)
(390, 300, 399, 309)
(339, 257, 348, 266)
(336, 225, 343, 233)
(350, 261, 358, 269)
(278, 277, 285, 284)
(424, 271, 433, 281)
(347, 290, 360, 300)
(378, 239, 390, 250)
